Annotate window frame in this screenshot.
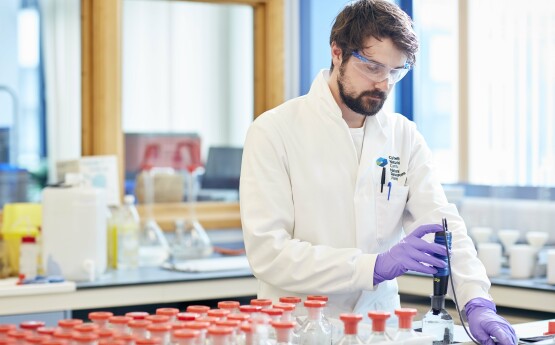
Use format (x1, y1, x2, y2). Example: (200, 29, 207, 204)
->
(80, 0, 284, 213)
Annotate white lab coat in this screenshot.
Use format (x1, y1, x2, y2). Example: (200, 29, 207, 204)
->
(240, 70, 491, 317)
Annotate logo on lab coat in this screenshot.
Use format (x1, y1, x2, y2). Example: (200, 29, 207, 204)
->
(376, 157, 388, 167)
(388, 155, 406, 181)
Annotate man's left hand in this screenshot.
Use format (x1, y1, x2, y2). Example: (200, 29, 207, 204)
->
(465, 298, 518, 345)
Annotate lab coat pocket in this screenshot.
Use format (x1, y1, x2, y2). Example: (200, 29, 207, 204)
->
(375, 183, 409, 245)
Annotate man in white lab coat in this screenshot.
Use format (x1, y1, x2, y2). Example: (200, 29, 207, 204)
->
(240, 1, 517, 344)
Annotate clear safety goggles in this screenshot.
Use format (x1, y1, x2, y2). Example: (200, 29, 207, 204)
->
(351, 51, 411, 85)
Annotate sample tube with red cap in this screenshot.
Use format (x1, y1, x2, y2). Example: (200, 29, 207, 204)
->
(393, 308, 418, 341)
(271, 321, 295, 345)
(173, 329, 200, 345)
(335, 314, 364, 345)
(279, 296, 305, 324)
(155, 308, 179, 323)
(206, 326, 234, 345)
(367, 311, 393, 343)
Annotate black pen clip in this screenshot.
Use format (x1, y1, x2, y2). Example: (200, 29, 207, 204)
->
(380, 167, 386, 193)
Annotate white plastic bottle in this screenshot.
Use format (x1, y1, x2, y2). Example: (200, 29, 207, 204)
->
(19, 235, 38, 280)
(117, 195, 140, 269)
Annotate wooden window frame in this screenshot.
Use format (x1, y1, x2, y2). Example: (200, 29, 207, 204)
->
(81, 0, 284, 228)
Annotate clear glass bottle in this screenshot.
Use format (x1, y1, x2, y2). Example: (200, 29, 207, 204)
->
(171, 218, 213, 260)
(299, 300, 331, 345)
(421, 296, 454, 345)
(307, 295, 335, 342)
(139, 170, 170, 267)
(335, 314, 364, 345)
(366, 311, 392, 343)
(171, 166, 212, 260)
(392, 308, 418, 341)
(116, 195, 141, 269)
(272, 321, 295, 345)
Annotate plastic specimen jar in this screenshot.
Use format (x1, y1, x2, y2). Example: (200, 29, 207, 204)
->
(0, 325, 17, 339)
(185, 306, 210, 317)
(176, 313, 199, 322)
(108, 317, 132, 334)
(58, 319, 83, 333)
(128, 320, 151, 338)
(113, 333, 136, 345)
(89, 312, 114, 329)
(73, 332, 99, 345)
(181, 322, 210, 344)
(74, 324, 100, 333)
(20, 321, 45, 335)
(36, 327, 57, 338)
(173, 329, 200, 345)
(207, 309, 230, 321)
(7, 330, 32, 345)
(125, 312, 149, 321)
(217, 301, 240, 314)
(155, 309, 179, 322)
(135, 338, 161, 345)
(206, 326, 233, 345)
(145, 316, 169, 325)
(146, 324, 171, 345)
(250, 299, 272, 309)
(238, 305, 262, 318)
(97, 328, 117, 341)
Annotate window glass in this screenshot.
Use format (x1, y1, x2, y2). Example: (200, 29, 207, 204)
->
(467, 0, 555, 186)
(413, 0, 555, 186)
(412, 0, 458, 183)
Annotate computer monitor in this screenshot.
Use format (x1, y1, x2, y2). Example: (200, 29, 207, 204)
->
(201, 146, 243, 190)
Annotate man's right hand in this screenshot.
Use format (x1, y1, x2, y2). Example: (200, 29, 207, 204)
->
(373, 224, 448, 285)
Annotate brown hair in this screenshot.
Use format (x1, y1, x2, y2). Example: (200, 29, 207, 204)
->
(329, 0, 418, 70)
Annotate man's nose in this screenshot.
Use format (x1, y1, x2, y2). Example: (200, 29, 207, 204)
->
(374, 77, 390, 92)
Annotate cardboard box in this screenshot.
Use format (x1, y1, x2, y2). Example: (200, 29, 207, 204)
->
(56, 155, 120, 206)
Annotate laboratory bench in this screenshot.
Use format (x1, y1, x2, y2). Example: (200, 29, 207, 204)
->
(0, 228, 553, 321)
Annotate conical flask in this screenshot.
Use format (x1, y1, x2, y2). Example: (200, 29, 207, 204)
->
(138, 169, 170, 266)
(171, 167, 212, 260)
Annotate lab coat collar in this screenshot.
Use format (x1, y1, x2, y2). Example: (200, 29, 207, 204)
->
(308, 69, 389, 137)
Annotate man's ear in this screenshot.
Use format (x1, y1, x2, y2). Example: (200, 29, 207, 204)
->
(331, 42, 343, 68)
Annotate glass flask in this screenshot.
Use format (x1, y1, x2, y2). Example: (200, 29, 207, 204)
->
(116, 195, 141, 269)
(171, 218, 213, 260)
(366, 311, 392, 343)
(392, 308, 418, 342)
(422, 296, 453, 345)
(335, 313, 364, 345)
(298, 300, 331, 344)
(138, 170, 170, 266)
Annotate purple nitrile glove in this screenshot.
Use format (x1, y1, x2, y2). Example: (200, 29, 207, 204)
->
(373, 223, 447, 285)
(465, 298, 518, 345)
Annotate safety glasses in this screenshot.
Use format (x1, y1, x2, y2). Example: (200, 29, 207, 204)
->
(351, 51, 411, 85)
